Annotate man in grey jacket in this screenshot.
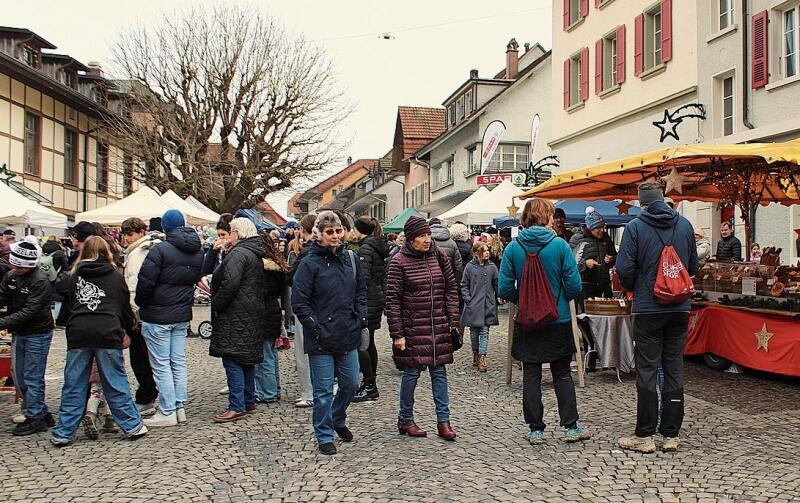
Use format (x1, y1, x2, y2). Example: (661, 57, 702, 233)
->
(428, 218, 463, 281)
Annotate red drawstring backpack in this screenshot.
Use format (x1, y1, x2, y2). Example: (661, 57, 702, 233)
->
(516, 239, 560, 330)
(653, 227, 694, 304)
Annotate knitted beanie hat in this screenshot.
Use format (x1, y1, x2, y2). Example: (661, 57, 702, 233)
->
(585, 210, 605, 231)
(161, 209, 185, 233)
(9, 241, 39, 268)
(404, 216, 431, 242)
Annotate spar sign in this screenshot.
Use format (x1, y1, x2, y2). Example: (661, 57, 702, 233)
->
(477, 173, 526, 186)
(479, 120, 506, 175)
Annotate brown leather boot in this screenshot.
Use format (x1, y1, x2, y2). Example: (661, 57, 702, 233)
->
(472, 352, 479, 367)
(478, 355, 488, 372)
(437, 421, 457, 441)
(397, 419, 427, 437)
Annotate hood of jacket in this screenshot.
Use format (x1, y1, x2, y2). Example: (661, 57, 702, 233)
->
(235, 236, 266, 259)
(638, 201, 679, 229)
(263, 258, 287, 272)
(75, 260, 116, 278)
(166, 227, 202, 254)
(126, 234, 161, 255)
(360, 236, 389, 259)
(516, 226, 557, 249)
(430, 224, 452, 242)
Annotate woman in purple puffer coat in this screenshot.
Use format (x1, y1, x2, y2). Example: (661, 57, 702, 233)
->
(385, 216, 460, 441)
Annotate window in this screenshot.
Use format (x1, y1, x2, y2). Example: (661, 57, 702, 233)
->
(64, 129, 77, 185)
(60, 70, 77, 89)
(332, 189, 337, 197)
(465, 89, 474, 114)
(96, 143, 108, 193)
(722, 76, 735, 136)
(370, 201, 386, 222)
(23, 47, 37, 67)
(785, 7, 799, 78)
(123, 153, 134, 196)
(92, 87, 103, 104)
(433, 159, 454, 189)
(645, 6, 663, 69)
(449, 103, 456, 126)
(458, 96, 465, 119)
(569, 0, 583, 26)
(488, 145, 529, 172)
(24, 112, 39, 175)
(601, 32, 619, 91)
(466, 148, 478, 175)
(719, 0, 734, 31)
(570, 53, 582, 105)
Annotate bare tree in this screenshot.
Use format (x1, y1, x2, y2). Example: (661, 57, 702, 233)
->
(104, 5, 351, 212)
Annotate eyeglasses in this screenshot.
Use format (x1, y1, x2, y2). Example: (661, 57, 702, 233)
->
(323, 228, 344, 236)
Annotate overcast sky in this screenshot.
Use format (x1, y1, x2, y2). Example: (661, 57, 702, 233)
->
(5, 0, 552, 216)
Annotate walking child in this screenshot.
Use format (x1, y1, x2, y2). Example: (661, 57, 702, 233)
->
(460, 242, 499, 372)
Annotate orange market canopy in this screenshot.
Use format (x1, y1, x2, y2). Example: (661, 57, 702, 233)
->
(520, 140, 800, 205)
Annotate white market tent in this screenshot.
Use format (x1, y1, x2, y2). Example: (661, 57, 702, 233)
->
(438, 179, 525, 225)
(0, 181, 67, 230)
(159, 190, 217, 225)
(436, 186, 491, 225)
(75, 186, 173, 226)
(184, 195, 221, 222)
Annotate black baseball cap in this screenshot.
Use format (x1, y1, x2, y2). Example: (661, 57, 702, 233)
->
(2, 228, 15, 237)
(554, 208, 566, 218)
(68, 221, 98, 242)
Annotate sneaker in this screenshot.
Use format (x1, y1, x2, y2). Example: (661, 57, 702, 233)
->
(526, 430, 545, 445)
(256, 396, 280, 404)
(618, 435, 657, 453)
(318, 442, 337, 455)
(12, 418, 48, 436)
(218, 386, 229, 395)
(50, 436, 72, 447)
(102, 415, 119, 433)
(11, 413, 26, 424)
(136, 402, 157, 417)
(662, 436, 680, 452)
(294, 399, 313, 408)
(334, 426, 353, 442)
(82, 412, 100, 440)
(564, 425, 592, 443)
(352, 383, 379, 403)
(143, 410, 178, 427)
(176, 408, 187, 424)
(127, 424, 148, 440)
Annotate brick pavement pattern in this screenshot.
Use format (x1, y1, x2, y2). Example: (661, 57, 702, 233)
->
(2, 307, 800, 502)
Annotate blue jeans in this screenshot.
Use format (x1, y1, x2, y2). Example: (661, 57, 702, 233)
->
(52, 348, 142, 439)
(222, 358, 256, 413)
(308, 350, 360, 444)
(399, 365, 450, 423)
(255, 338, 281, 401)
(142, 321, 189, 414)
(53, 301, 63, 320)
(13, 332, 52, 420)
(469, 327, 490, 355)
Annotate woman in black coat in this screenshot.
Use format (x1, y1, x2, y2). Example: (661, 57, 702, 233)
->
(209, 218, 268, 423)
(254, 232, 288, 404)
(350, 217, 389, 403)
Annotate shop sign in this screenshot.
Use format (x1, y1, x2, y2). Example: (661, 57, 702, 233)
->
(476, 173, 525, 186)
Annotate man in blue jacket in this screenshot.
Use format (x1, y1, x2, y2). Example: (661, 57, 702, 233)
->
(616, 182, 698, 453)
(136, 209, 203, 427)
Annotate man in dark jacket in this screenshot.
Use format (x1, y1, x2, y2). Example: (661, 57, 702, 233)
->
(429, 218, 463, 282)
(136, 209, 203, 427)
(616, 183, 698, 454)
(714, 221, 742, 262)
(0, 242, 55, 435)
(569, 210, 616, 299)
(553, 208, 574, 242)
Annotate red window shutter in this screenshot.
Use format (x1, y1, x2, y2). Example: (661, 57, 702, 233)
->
(595, 0, 601, 6)
(752, 10, 769, 88)
(661, 0, 672, 63)
(634, 14, 645, 76)
(564, 59, 571, 109)
(581, 47, 590, 101)
(581, 0, 589, 18)
(595, 39, 604, 94)
(564, 0, 571, 30)
(616, 24, 627, 84)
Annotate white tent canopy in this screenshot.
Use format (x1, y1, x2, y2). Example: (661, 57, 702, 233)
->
(184, 195, 221, 222)
(0, 182, 67, 230)
(436, 186, 491, 225)
(75, 186, 173, 226)
(159, 190, 217, 225)
(437, 180, 524, 225)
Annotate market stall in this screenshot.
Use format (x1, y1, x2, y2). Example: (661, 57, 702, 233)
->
(383, 207, 425, 234)
(75, 186, 173, 226)
(159, 190, 218, 225)
(438, 180, 524, 225)
(521, 139, 800, 377)
(0, 181, 67, 235)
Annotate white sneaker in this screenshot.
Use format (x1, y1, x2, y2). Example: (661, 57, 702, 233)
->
(218, 386, 229, 395)
(127, 424, 148, 440)
(176, 408, 186, 424)
(136, 402, 156, 417)
(12, 413, 26, 424)
(143, 410, 178, 427)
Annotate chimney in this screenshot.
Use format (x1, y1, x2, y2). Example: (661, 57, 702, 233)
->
(524, 42, 531, 53)
(505, 39, 519, 79)
(87, 61, 104, 78)
(469, 69, 479, 79)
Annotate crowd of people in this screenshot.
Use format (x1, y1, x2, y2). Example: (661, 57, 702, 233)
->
(0, 181, 700, 455)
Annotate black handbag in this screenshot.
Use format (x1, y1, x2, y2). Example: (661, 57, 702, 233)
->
(451, 328, 463, 351)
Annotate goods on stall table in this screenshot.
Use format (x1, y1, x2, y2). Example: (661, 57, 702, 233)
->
(694, 261, 800, 299)
(584, 298, 631, 316)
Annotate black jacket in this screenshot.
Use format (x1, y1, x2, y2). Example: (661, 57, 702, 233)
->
(455, 240, 473, 271)
(569, 227, 617, 287)
(57, 261, 135, 350)
(0, 268, 54, 335)
(263, 258, 288, 340)
(357, 236, 389, 330)
(715, 235, 742, 262)
(135, 227, 204, 324)
(209, 237, 269, 365)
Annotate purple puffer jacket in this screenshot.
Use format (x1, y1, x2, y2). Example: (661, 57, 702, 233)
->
(385, 243, 460, 368)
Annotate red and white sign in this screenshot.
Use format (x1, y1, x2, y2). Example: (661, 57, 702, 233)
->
(477, 173, 512, 185)
(480, 120, 507, 175)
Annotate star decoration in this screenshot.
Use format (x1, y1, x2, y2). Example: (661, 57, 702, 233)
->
(507, 201, 519, 218)
(615, 200, 632, 215)
(662, 168, 687, 195)
(0, 164, 17, 185)
(652, 109, 681, 142)
(754, 322, 774, 352)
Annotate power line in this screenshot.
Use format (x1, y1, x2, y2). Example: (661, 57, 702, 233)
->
(313, 6, 552, 42)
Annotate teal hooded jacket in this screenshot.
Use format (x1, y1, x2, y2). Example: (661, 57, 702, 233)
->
(498, 226, 582, 325)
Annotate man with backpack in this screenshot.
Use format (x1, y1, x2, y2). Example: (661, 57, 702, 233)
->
(616, 182, 698, 453)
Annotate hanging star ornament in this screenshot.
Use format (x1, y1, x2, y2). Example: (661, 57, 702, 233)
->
(754, 322, 774, 352)
(615, 200, 632, 215)
(662, 168, 687, 195)
(507, 201, 519, 218)
(653, 109, 681, 142)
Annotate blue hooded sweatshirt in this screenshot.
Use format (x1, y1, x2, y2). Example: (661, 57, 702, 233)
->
(498, 226, 582, 325)
(616, 200, 699, 314)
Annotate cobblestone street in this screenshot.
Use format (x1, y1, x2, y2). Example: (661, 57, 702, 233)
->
(2, 307, 800, 502)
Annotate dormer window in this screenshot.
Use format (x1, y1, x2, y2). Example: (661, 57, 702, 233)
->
(60, 70, 77, 89)
(92, 87, 103, 104)
(23, 47, 38, 68)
